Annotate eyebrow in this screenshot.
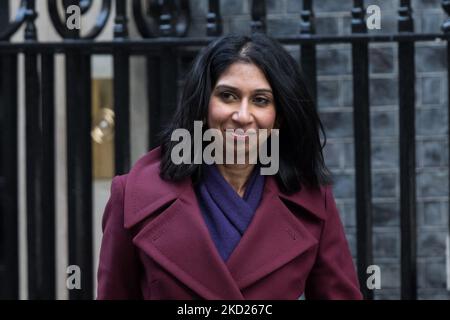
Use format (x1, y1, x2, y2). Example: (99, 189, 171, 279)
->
(214, 84, 273, 95)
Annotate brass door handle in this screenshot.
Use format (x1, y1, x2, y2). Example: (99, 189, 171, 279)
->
(91, 108, 115, 144)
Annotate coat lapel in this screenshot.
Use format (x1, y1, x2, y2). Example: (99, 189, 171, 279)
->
(225, 176, 325, 290)
(123, 148, 244, 300)
(131, 186, 245, 300)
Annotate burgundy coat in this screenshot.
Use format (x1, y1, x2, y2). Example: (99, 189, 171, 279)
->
(97, 148, 363, 300)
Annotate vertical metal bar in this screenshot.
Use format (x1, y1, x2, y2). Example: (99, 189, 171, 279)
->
(147, 47, 178, 149)
(24, 51, 41, 298)
(0, 53, 19, 299)
(442, 1, 450, 303)
(23, 0, 56, 299)
(160, 48, 178, 133)
(66, 51, 93, 300)
(251, 0, 266, 33)
(114, 0, 130, 174)
(398, 0, 417, 300)
(147, 54, 162, 149)
(207, 0, 223, 36)
(0, 1, 9, 29)
(300, 0, 317, 105)
(25, 52, 56, 299)
(40, 53, 56, 297)
(63, 0, 92, 299)
(351, 0, 373, 300)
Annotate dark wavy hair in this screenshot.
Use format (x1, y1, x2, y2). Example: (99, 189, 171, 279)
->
(159, 33, 332, 193)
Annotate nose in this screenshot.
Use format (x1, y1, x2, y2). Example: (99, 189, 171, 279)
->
(232, 99, 253, 125)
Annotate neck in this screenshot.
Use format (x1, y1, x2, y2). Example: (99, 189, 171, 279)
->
(216, 163, 255, 197)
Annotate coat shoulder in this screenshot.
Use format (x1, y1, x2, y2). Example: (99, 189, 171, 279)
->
(275, 181, 333, 221)
(121, 147, 191, 228)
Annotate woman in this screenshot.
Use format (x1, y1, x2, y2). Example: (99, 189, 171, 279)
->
(97, 33, 362, 300)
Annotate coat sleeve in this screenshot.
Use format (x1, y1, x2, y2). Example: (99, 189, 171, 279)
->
(304, 185, 363, 300)
(97, 175, 143, 299)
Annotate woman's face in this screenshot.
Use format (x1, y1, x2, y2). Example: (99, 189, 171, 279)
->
(207, 62, 277, 160)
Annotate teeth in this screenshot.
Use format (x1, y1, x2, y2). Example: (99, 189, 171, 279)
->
(224, 130, 255, 133)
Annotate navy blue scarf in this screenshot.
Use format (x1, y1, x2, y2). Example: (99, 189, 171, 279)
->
(195, 165, 265, 261)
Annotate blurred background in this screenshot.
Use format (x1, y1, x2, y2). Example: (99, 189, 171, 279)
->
(0, 0, 449, 300)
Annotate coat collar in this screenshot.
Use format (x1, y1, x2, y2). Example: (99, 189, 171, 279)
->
(124, 147, 327, 228)
(123, 147, 328, 299)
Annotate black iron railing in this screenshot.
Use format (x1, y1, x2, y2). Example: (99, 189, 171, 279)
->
(0, 0, 449, 300)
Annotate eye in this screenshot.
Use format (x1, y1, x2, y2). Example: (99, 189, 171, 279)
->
(253, 96, 270, 106)
(219, 91, 238, 102)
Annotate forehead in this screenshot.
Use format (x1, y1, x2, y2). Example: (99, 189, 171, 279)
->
(215, 62, 271, 89)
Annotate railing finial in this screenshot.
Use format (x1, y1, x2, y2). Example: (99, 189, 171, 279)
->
(159, 0, 175, 36)
(352, 0, 367, 34)
(300, 0, 315, 35)
(114, 0, 129, 39)
(207, 0, 222, 36)
(441, 0, 450, 33)
(398, 0, 414, 32)
(250, 0, 266, 33)
(24, 0, 38, 40)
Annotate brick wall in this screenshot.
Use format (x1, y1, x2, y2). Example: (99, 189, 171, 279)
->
(187, 0, 449, 299)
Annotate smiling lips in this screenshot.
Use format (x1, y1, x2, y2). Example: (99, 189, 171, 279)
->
(225, 129, 257, 141)
(231, 132, 249, 139)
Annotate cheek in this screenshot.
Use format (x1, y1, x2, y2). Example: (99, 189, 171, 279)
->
(256, 107, 277, 130)
(207, 99, 229, 127)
